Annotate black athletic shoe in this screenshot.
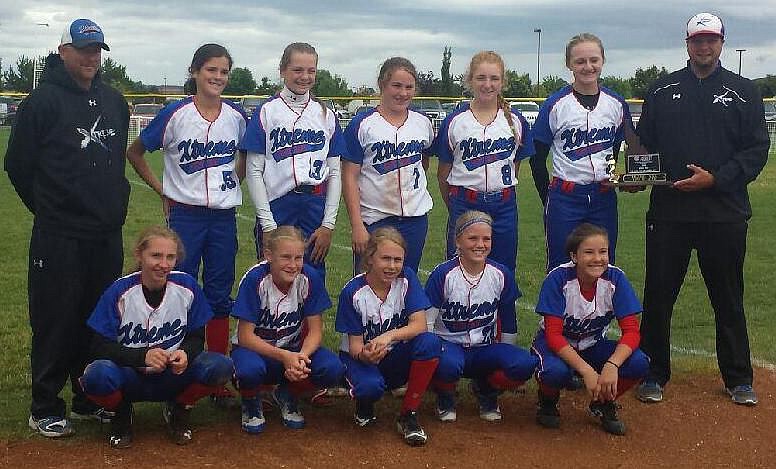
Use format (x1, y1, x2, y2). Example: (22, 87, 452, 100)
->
(354, 399, 377, 427)
(108, 401, 133, 449)
(536, 393, 561, 429)
(163, 401, 193, 445)
(589, 401, 626, 436)
(396, 411, 428, 447)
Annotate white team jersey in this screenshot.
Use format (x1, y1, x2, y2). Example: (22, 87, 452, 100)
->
(335, 268, 431, 353)
(87, 271, 212, 372)
(535, 262, 641, 351)
(231, 262, 331, 351)
(533, 85, 630, 184)
(343, 108, 434, 225)
(140, 97, 248, 209)
(425, 258, 518, 347)
(434, 103, 534, 192)
(240, 96, 346, 201)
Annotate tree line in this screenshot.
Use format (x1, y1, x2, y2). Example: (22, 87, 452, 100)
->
(2, 49, 775, 99)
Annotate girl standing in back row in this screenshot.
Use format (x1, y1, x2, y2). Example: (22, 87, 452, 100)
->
(434, 51, 534, 277)
(241, 42, 346, 281)
(530, 33, 634, 270)
(342, 57, 435, 274)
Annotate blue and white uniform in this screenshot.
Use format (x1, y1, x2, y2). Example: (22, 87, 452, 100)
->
(241, 89, 345, 279)
(343, 108, 434, 273)
(434, 103, 534, 276)
(335, 268, 440, 402)
(531, 262, 649, 388)
(533, 85, 632, 270)
(231, 262, 343, 391)
(140, 97, 248, 318)
(80, 271, 233, 403)
(425, 257, 536, 390)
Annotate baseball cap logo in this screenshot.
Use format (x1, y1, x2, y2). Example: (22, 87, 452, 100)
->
(80, 25, 102, 35)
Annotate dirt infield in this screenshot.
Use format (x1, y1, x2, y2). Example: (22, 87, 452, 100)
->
(3, 369, 774, 468)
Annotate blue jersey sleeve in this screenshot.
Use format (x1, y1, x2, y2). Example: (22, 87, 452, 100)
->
(515, 112, 535, 160)
(342, 115, 366, 164)
(139, 99, 184, 152)
(403, 268, 432, 314)
(328, 119, 347, 158)
(239, 103, 267, 154)
(433, 115, 455, 163)
(609, 267, 642, 319)
(232, 267, 262, 324)
(302, 266, 333, 317)
(496, 264, 518, 334)
(87, 281, 123, 341)
(533, 99, 554, 146)
(424, 265, 447, 308)
(535, 270, 567, 319)
(335, 282, 364, 335)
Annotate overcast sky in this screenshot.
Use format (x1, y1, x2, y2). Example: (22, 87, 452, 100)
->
(1, 0, 774, 93)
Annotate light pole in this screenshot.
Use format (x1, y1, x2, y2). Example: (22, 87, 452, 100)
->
(534, 28, 542, 95)
(736, 49, 746, 76)
(33, 22, 50, 90)
(163, 77, 167, 95)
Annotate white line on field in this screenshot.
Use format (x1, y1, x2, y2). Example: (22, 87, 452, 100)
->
(128, 178, 775, 372)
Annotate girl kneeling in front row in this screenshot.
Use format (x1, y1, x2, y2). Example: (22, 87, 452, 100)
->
(336, 227, 441, 446)
(80, 226, 234, 448)
(426, 210, 537, 422)
(532, 223, 648, 435)
(232, 226, 344, 434)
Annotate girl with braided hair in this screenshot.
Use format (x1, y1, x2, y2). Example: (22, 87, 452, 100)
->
(433, 50, 534, 278)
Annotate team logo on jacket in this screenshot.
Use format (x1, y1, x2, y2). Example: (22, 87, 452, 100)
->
(269, 127, 326, 162)
(370, 139, 424, 175)
(118, 319, 186, 350)
(560, 125, 616, 160)
(712, 86, 746, 108)
(76, 115, 116, 151)
(459, 137, 515, 171)
(177, 139, 237, 174)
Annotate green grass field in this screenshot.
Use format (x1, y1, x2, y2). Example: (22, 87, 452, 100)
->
(0, 127, 773, 438)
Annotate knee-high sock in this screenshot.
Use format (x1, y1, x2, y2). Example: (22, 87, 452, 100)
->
(487, 370, 525, 391)
(87, 390, 123, 410)
(206, 317, 230, 355)
(177, 382, 216, 407)
(401, 358, 439, 414)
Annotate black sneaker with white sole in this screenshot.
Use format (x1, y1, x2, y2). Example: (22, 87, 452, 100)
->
(396, 411, 428, 446)
(589, 401, 626, 436)
(536, 393, 561, 429)
(108, 401, 133, 449)
(354, 399, 377, 427)
(163, 401, 193, 445)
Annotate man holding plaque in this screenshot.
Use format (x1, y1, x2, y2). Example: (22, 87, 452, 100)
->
(635, 12, 770, 406)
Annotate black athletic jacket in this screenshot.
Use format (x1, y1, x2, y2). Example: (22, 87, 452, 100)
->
(4, 53, 130, 238)
(637, 62, 770, 223)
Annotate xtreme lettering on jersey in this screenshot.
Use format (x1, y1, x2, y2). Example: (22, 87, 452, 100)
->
(269, 127, 326, 161)
(364, 313, 408, 342)
(118, 319, 186, 348)
(440, 299, 499, 323)
(562, 314, 613, 342)
(459, 136, 516, 170)
(177, 138, 238, 174)
(560, 125, 616, 161)
(370, 139, 425, 175)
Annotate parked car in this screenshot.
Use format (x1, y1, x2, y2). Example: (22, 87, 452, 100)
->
(320, 99, 351, 120)
(509, 101, 540, 128)
(441, 102, 457, 114)
(627, 100, 643, 125)
(240, 96, 269, 116)
(132, 103, 165, 117)
(0, 96, 20, 126)
(410, 99, 446, 120)
(353, 104, 376, 116)
(764, 101, 776, 122)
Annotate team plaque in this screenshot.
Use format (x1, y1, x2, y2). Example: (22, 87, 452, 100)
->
(605, 153, 671, 186)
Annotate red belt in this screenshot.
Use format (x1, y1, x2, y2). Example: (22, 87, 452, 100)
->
(549, 177, 612, 193)
(449, 186, 514, 202)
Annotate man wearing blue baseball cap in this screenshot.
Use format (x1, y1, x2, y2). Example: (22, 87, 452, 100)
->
(5, 18, 130, 438)
(635, 12, 770, 407)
